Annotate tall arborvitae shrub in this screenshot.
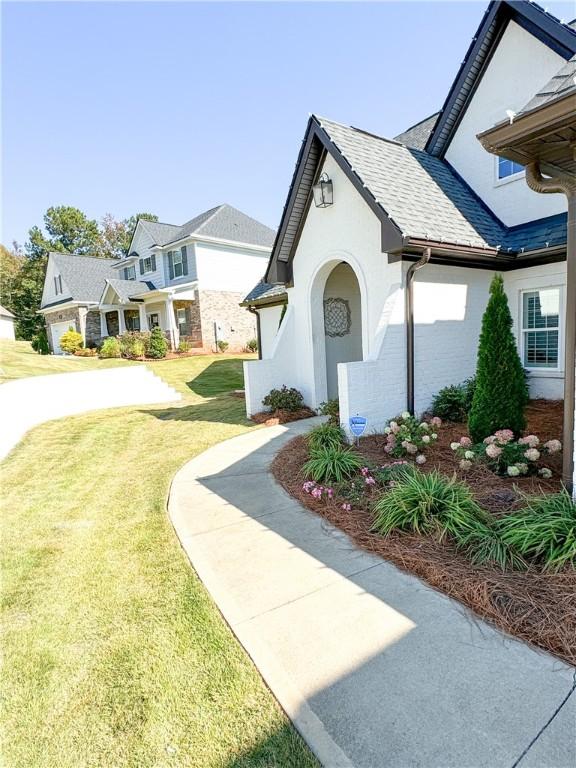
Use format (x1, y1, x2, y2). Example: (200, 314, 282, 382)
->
(468, 274, 527, 442)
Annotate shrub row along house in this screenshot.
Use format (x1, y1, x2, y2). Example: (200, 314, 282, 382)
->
(242, 0, 576, 489)
(39, 204, 274, 354)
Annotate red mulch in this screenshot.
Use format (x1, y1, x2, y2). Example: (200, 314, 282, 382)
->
(271, 400, 576, 665)
(251, 407, 316, 426)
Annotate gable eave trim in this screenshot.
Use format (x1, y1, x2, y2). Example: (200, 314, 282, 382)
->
(264, 118, 405, 283)
(426, 0, 576, 158)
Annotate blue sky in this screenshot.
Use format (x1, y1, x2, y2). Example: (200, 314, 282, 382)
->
(2, 1, 573, 247)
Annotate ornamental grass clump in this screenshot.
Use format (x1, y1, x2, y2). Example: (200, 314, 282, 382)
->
(303, 445, 362, 484)
(450, 430, 561, 477)
(497, 489, 576, 571)
(468, 274, 528, 442)
(381, 412, 442, 464)
(372, 469, 522, 569)
(307, 423, 345, 451)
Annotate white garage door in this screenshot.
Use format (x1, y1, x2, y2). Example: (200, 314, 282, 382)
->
(51, 321, 75, 355)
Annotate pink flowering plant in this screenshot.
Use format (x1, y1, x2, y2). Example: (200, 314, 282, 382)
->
(382, 412, 442, 465)
(450, 429, 561, 478)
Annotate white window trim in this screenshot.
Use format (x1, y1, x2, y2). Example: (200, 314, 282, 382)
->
(125, 265, 136, 281)
(147, 312, 160, 329)
(142, 256, 153, 274)
(494, 155, 525, 187)
(519, 286, 563, 374)
(176, 308, 186, 325)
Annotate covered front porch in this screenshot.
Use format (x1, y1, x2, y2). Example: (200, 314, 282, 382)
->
(98, 283, 202, 350)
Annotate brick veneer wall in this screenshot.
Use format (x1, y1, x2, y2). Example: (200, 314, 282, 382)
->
(198, 290, 257, 352)
(173, 299, 202, 344)
(44, 307, 81, 352)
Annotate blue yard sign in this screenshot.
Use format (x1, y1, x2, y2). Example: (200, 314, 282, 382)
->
(349, 416, 367, 439)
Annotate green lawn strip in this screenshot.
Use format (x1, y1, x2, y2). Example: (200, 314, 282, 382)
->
(1, 356, 317, 768)
(0, 340, 133, 382)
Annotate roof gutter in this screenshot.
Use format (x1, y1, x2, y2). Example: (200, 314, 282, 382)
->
(405, 247, 431, 414)
(247, 306, 262, 360)
(526, 162, 576, 494)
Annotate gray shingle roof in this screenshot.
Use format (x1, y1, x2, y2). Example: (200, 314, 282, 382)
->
(519, 54, 576, 114)
(503, 213, 567, 252)
(140, 205, 275, 248)
(242, 281, 287, 306)
(105, 279, 156, 301)
(43, 252, 120, 307)
(318, 116, 507, 249)
(394, 113, 440, 150)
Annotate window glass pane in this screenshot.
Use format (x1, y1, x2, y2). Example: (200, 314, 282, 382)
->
(524, 330, 558, 367)
(522, 290, 559, 329)
(498, 157, 524, 179)
(177, 308, 186, 324)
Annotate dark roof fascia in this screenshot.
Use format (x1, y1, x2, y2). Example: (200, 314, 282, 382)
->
(40, 297, 79, 310)
(390, 244, 565, 271)
(241, 295, 288, 308)
(264, 117, 405, 284)
(426, 1, 576, 158)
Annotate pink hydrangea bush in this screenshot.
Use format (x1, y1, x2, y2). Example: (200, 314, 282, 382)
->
(382, 412, 440, 464)
(450, 431, 561, 477)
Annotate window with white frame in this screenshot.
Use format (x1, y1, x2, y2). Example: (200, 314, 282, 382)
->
(147, 312, 159, 329)
(141, 256, 153, 274)
(176, 308, 186, 327)
(173, 250, 183, 278)
(522, 288, 560, 369)
(497, 157, 524, 180)
(54, 275, 63, 294)
(124, 265, 136, 281)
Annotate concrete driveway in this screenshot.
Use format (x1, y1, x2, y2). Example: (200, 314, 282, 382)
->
(0, 366, 180, 460)
(169, 420, 576, 768)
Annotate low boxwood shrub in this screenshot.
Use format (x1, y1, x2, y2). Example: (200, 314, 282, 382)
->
(99, 336, 121, 359)
(119, 331, 147, 359)
(146, 327, 168, 359)
(217, 340, 229, 353)
(318, 399, 340, 425)
(431, 377, 476, 422)
(303, 445, 363, 484)
(307, 423, 345, 451)
(262, 385, 304, 412)
(372, 469, 521, 569)
(497, 489, 576, 571)
(59, 328, 83, 354)
(245, 338, 258, 353)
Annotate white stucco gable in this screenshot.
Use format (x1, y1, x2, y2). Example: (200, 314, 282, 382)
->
(444, 20, 567, 226)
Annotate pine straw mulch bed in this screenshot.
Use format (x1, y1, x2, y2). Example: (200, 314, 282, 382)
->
(271, 400, 576, 666)
(251, 407, 316, 426)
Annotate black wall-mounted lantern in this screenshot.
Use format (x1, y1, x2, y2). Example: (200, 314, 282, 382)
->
(312, 172, 333, 208)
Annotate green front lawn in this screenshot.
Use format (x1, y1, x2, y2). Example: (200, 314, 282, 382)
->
(0, 339, 133, 383)
(1, 355, 316, 768)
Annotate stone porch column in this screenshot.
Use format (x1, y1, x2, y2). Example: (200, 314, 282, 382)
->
(100, 312, 108, 338)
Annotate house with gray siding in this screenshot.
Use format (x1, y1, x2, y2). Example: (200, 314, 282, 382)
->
(39, 204, 274, 353)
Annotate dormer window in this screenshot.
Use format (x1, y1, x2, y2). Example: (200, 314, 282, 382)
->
(497, 157, 524, 180)
(54, 275, 63, 294)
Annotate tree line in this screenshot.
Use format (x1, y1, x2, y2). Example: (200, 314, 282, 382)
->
(1, 207, 157, 341)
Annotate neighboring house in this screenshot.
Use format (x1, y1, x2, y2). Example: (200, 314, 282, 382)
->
(243, 1, 575, 484)
(0, 305, 16, 340)
(40, 205, 275, 353)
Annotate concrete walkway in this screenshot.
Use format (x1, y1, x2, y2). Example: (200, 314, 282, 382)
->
(169, 420, 576, 768)
(0, 366, 180, 460)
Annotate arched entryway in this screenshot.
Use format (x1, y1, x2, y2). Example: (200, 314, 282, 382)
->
(318, 262, 363, 400)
